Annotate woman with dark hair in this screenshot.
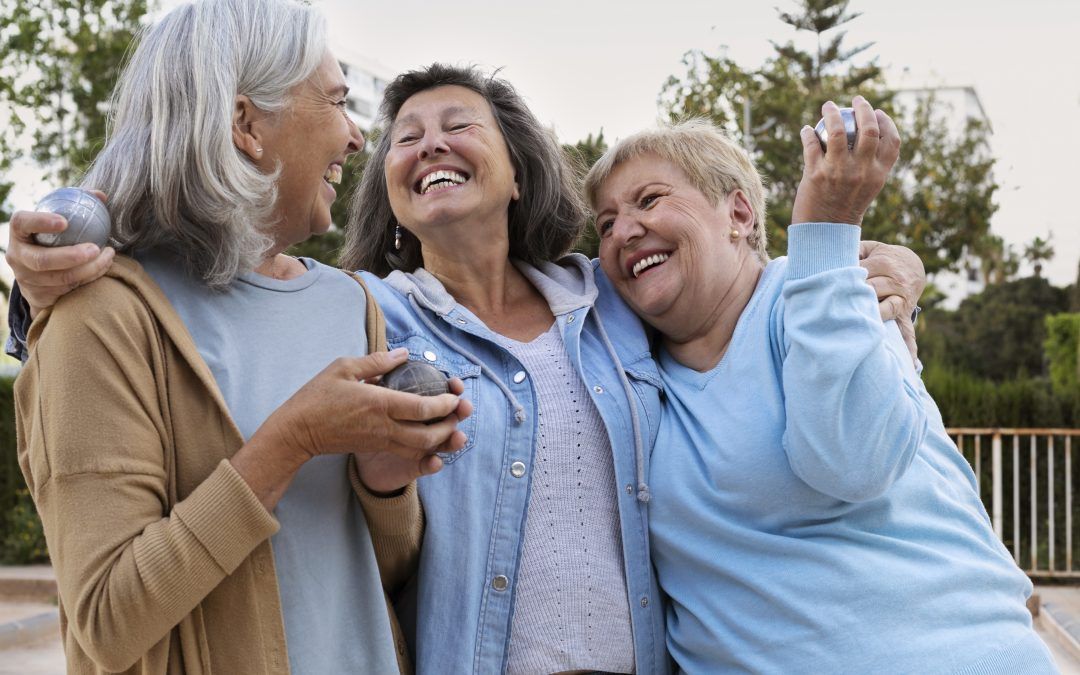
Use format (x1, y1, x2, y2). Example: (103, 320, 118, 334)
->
(340, 64, 925, 673)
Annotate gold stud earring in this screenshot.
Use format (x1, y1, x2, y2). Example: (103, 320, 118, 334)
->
(730, 229, 741, 241)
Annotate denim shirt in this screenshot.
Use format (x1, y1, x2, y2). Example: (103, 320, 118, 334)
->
(362, 254, 670, 674)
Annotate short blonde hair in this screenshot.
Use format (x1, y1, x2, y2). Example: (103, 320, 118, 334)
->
(584, 119, 769, 264)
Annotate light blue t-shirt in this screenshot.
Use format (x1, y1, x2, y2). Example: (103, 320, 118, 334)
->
(649, 224, 1052, 673)
(138, 251, 398, 674)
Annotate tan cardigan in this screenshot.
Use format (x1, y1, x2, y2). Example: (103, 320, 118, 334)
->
(15, 256, 421, 674)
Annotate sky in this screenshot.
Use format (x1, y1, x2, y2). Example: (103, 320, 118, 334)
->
(5, 0, 1079, 287)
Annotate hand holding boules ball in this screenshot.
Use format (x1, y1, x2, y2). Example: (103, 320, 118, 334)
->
(815, 106, 858, 152)
(382, 360, 450, 397)
(32, 187, 111, 248)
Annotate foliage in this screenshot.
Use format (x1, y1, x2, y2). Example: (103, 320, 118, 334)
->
(0, 0, 152, 217)
(1023, 234, 1054, 278)
(0, 376, 47, 563)
(923, 364, 1080, 429)
(659, 0, 998, 276)
(1044, 314, 1080, 394)
(565, 131, 608, 259)
(919, 276, 1070, 382)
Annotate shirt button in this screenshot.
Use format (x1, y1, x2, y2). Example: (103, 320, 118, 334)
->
(423, 350, 438, 362)
(625, 484, 633, 495)
(492, 575, 509, 591)
(510, 461, 526, 478)
(593, 385, 604, 394)
(456, 318, 467, 325)
(513, 370, 527, 384)
(567, 314, 576, 324)
(640, 596, 649, 608)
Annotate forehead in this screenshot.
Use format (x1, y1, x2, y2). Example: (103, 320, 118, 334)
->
(598, 153, 687, 200)
(304, 52, 347, 93)
(394, 85, 493, 124)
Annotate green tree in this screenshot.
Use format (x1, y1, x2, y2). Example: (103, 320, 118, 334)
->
(920, 277, 1070, 382)
(660, 0, 998, 276)
(565, 131, 608, 258)
(1023, 234, 1054, 278)
(0, 0, 152, 216)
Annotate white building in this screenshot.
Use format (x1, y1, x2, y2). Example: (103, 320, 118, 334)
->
(332, 45, 396, 131)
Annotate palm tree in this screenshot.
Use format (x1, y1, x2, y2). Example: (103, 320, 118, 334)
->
(1023, 234, 1054, 278)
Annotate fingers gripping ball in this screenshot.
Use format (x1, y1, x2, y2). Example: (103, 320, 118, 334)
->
(815, 107, 858, 152)
(382, 360, 450, 397)
(32, 188, 111, 248)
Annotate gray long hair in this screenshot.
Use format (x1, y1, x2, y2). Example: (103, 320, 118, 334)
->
(341, 63, 586, 276)
(83, 0, 327, 288)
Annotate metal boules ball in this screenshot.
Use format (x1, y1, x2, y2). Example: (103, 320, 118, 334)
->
(814, 106, 858, 152)
(32, 187, 111, 248)
(382, 360, 450, 397)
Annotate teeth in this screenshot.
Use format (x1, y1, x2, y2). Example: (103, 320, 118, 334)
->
(323, 165, 342, 185)
(632, 253, 670, 278)
(420, 170, 467, 194)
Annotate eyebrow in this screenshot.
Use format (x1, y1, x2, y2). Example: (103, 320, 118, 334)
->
(327, 84, 350, 98)
(394, 105, 479, 128)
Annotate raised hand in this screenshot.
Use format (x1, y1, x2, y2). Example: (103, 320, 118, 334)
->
(7, 189, 115, 318)
(793, 97, 901, 226)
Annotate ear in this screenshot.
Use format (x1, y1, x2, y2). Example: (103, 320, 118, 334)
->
(232, 95, 265, 162)
(511, 181, 520, 201)
(728, 189, 755, 238)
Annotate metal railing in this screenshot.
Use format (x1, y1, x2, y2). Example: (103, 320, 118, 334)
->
(947, 428, 1080, 578)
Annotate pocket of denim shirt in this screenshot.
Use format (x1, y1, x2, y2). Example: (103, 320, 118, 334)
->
(389, 334, 481, 463)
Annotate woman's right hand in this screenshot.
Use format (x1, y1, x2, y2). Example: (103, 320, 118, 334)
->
(234, 349, 468, 510)
(7, 191, 116, 318)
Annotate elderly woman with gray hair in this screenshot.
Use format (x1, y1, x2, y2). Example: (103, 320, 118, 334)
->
(5, 0, 471, 672)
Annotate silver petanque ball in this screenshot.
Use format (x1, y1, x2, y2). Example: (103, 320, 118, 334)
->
(382, 360, 450, 397)
(32, 187, 111, 248)
(814, 106, 858, 152)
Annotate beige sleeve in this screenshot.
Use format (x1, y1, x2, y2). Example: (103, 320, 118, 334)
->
(348, 455, 424, 596)
(15, 280, 278, 673)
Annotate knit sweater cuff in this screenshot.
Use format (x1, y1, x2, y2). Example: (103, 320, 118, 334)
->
(172, 459, 279, 573)
(785, 222, 861, 280)
(349, 456, 423, 592)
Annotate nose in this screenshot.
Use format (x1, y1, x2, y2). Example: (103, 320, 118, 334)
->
(417, 130, 449, 160)
(609, 211, 646, 249)
(345, 117, 364, 156)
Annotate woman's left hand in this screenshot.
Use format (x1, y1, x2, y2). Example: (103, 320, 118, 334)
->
(860, 240, 924, 363)
(792, 96, 901, 226)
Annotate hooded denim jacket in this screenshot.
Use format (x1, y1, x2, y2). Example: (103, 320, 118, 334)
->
(361, 253, 670, 674)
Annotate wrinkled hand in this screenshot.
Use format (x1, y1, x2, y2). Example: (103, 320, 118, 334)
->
(7, 189, 115, 318)
(861, 240, 924, 365)
(354, 377, 474, 494)
(792, 97, 901, 226)
(258, 349, 466, 467)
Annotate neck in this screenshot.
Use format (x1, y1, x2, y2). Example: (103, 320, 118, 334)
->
(662, 259, 764, 372)
(421, 237, 553, 342)
(254, 252, 306, 281)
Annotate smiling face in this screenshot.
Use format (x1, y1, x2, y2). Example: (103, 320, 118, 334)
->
(594, 153, 760, 338)
(255, 51, 364, 249)
(383, 85, 519, 252)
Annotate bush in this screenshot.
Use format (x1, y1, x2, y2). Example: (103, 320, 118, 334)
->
(1045, 313, 1080, 394)
(0, 375, 48, 564)
(923, 363, 1080, 428)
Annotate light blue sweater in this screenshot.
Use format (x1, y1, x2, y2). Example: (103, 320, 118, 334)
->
(650, 223, 1054, 674)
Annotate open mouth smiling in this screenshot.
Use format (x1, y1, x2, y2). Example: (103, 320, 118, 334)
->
(415, 169, 470, 195)
(628, 252, 672, 278)
(323, 163, 342, 186)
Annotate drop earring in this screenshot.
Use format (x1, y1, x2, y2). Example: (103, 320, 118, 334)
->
(394, 225, 402, 251)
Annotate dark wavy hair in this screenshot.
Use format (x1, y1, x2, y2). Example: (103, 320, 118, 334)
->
(340, 63, 586, 275)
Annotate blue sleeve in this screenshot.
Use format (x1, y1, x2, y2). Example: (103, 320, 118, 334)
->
(5, 281, 30, 362)
(779, 223, 928, 503)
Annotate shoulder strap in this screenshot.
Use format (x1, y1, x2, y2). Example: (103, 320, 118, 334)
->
(344, 271, 388, 354)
